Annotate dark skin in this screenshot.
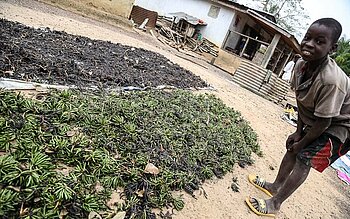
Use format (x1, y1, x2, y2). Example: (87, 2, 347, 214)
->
(249, 23, 338, 214)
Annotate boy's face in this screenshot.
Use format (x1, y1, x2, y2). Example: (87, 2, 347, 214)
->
(300, 23, 337, 62)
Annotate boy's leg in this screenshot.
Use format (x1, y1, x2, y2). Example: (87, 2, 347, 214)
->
(249, 158, 311, 213)
(263, 151, 297, 194)
(248, 133, 347, 214)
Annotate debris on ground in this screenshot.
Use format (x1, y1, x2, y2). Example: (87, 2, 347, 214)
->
(230, 176, 239, 192)
(0, 16, 259, 219)
(331, 152, 350, 185)
(154, 17, 219, 57)
(0, 18, 208, 89)
(281, 103, 298, 127)
(0, 89, 260, 218)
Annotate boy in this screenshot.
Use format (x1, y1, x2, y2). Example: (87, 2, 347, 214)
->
(246, 18, 350, 217)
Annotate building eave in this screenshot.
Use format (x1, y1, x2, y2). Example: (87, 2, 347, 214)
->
(246, 10, 300, 53)
(215, 0, 277, 23)
(211, 0, 247, 13)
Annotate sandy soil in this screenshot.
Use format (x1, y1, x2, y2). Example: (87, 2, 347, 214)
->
(1, 1, 350, 218)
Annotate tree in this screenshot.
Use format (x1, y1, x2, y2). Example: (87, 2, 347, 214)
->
(332, 36, 350, 76)
(250, 0, 310, 38)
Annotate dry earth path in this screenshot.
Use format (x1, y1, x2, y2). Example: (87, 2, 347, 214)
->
(1, 1, 349, 218)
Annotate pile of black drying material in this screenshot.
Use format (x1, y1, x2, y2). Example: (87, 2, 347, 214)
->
(0, 19, 208, 89)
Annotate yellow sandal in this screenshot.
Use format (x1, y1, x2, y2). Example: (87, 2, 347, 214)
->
(245, 197, 275, 217)
(248, 174, 273, 197)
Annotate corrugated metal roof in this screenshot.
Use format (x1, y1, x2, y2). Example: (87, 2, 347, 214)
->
(169, 12, 207, 26)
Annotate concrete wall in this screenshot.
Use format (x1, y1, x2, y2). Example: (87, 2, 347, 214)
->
(39, 0, 134, 22)
(135, 0, 235, 47)
(84, 0, 134, 18)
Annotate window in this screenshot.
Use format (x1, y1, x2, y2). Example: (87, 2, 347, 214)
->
(208, 5, 220, 18)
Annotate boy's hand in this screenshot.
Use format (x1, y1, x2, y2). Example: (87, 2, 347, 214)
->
(286, 132, 302, 150)
(287, 141, 304, 154)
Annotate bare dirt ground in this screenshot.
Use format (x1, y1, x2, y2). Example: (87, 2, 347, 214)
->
(1, 1, 350, 218)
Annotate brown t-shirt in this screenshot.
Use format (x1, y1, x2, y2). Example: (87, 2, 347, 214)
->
(293, 57, 350, 142)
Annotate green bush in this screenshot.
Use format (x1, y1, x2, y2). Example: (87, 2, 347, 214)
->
(333, 37, 350, 76)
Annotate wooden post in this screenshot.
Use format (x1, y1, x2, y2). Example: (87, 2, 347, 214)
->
(171, 17, 175, 30)
(184, 25, 189, 42)
(278, 50, 292, 77)
(179, 20, 183, 32)
(240, 37, 249, 57)
(272, 49, 283, 72)
(222, 30, 231, 50)
(261, 33, 281, 68)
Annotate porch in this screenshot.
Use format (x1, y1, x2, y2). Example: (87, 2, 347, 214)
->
(213, 9, 300, 103)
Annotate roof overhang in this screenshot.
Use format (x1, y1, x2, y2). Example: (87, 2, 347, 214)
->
(211, 0, 247, 13)
(215, 0, 277, 23)
(246, 10, 301, 53)
(210, 0, 300, 53)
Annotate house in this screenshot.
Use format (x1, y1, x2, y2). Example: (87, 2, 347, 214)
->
(134, 0, 300, 102)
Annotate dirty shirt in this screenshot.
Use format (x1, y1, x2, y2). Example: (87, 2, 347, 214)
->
(293, 56, 350, 143)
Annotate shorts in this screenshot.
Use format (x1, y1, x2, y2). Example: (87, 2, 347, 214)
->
(297, 133, 350, 173)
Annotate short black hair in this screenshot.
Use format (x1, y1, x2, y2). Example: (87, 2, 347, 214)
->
(312, 18, 342, 43)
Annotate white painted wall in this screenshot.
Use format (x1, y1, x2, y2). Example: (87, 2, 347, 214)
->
(134, 0, 235, 47)
(224, 12, 248, 51)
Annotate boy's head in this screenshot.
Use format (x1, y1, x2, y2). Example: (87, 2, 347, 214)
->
(313, 18, 342, 44)
(300, 18, 342, 62)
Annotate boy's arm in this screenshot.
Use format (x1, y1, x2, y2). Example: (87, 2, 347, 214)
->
(286, 115, 304, 149)
(288, 117, 331, 153)
(295, 115, 305, 135)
